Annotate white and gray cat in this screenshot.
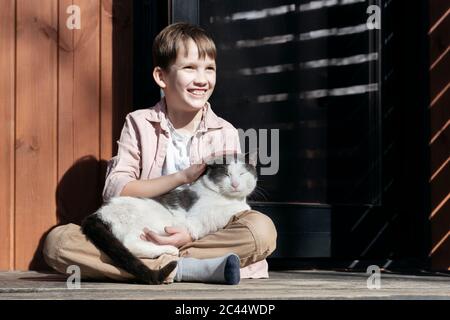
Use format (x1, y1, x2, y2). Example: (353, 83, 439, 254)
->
(82, 153, 257, 284)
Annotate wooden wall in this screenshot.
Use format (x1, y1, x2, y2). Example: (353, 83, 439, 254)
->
(429, 1, 450, 271)
(0, 0, 133, 271)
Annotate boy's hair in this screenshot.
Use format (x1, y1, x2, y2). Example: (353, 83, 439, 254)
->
(152, 22, 216, 70)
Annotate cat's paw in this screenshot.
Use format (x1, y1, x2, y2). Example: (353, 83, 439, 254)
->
(165, 246, 179, 256)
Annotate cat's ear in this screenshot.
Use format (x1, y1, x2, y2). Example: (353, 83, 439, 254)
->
(245, 150, 258, 167)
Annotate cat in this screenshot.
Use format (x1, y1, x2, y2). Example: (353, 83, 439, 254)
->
(81, 153, 258, 284)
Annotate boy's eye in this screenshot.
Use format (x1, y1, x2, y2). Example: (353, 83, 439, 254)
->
(184, 66, 194, 69)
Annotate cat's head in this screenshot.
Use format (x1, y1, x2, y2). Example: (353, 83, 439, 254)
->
(200, 153, 257, 199)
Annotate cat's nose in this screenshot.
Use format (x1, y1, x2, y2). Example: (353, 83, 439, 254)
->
(231, 180, 240, 189)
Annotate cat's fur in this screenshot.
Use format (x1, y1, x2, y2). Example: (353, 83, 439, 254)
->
(81, 153, 257, 284)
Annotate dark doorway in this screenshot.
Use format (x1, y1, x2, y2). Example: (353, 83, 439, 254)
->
(137, 0, 431, 270)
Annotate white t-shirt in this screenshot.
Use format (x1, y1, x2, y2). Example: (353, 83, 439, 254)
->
(161, 120, 194, 176)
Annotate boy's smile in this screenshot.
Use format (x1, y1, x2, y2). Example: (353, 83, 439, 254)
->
(157, 39, 216, 113)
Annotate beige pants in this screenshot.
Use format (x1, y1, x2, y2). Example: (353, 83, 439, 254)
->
(43, 210, 277, 283)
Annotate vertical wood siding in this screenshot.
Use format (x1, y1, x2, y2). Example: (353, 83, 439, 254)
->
(0, 0, 16, 270)
(0, 0, 133, 271)
(15, 0, 58, 270)
(429, 2, 450, 271)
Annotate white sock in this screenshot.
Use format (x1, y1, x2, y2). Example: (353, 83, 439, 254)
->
(174, 253, 240, 285)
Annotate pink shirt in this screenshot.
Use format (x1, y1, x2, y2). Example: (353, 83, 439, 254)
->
(103, 98, 241, 202)
(102, 98, 268, 279)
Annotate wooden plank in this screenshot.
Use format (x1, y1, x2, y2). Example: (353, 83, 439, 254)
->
(111, 0, 134, 155)
(430, 158, 450, 214)
(1, 270, 450, 299)
(15, 0, 58, 270)
(430, 124, 450, 196)
(72, 0, 100, 162)
(430, 88, 450, 138)
(429, 1, 450, 272)
(100, 0, 113, 162)
(100, 0, 134, 164)
(58, 0, 102, 225)
(0, 0, 15, 271)
(58, 0, 75, 183)
(430, 184, 450, 243)
(429, 0, 449, 31)
(430, 51, 450, 100)
(429, 10, 449, 69)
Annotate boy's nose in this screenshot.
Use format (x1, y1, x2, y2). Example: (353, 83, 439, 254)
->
(194, 75, 207, 85)
(194, 80, 207, 87)
(194, 70, 208, 84)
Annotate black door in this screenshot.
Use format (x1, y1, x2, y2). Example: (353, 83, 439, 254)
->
(142, 0, 431, 270)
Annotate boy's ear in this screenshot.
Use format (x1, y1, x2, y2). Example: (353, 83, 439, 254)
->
(153, 67, 167, 89)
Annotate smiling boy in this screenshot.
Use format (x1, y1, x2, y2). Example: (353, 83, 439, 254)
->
(43, 23, 277, 284)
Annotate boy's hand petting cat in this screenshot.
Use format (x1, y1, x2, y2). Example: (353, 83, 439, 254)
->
(178, 163, 206, 184)
(141, 226, 193, 248)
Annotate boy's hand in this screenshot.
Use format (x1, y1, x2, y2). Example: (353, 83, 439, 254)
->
(141, 226, 193, 248)
(178, 163, 206, 184)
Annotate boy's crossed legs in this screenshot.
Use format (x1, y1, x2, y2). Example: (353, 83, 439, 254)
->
(43, 210, 277, 284)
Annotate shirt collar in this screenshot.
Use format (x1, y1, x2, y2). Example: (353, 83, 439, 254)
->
(145, 98, 223, 133)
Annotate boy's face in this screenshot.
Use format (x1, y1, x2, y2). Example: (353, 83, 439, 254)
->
(158, 39, 216, 112)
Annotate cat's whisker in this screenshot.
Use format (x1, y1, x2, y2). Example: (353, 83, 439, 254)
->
(255, 186, 269, 200)
(259, 189, 269, 198)
(248, 190, 258, 201)
(251, 188, 268, 201)
(255, 184, 267, 193)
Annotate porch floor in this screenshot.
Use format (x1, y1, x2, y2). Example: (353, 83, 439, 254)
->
(0, 270, 449, 300)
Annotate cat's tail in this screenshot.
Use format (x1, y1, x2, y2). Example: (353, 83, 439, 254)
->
(81, 213, 177, 285)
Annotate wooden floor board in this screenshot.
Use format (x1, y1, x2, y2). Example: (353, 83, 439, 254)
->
(0, 271, 448, 300)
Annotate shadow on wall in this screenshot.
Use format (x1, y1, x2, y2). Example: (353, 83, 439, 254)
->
(29, 156, 108, 270)
(56, 156, 107, 226)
